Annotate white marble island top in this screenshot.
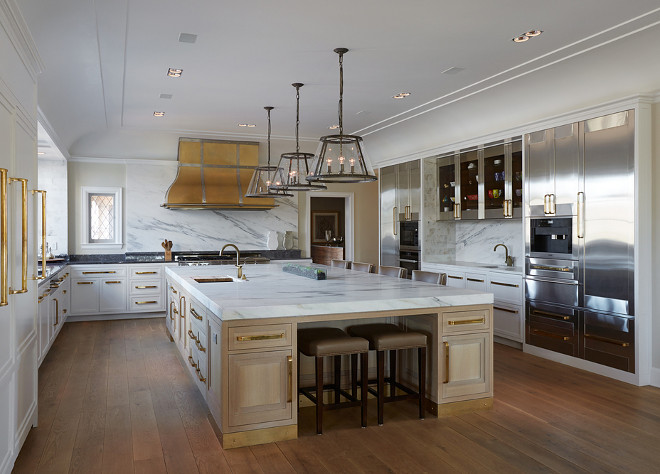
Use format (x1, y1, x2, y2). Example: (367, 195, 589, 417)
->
(166, 263, 493, 321)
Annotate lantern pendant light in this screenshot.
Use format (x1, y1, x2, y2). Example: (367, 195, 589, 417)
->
(269, 83, 327, 192)
(245, 107, 293, 198)
(307, 48, 377, 184)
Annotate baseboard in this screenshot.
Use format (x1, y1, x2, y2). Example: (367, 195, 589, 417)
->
(650, 367, 660, 388)
(493, 336, 522, 349)
(66, 311, 165, 322)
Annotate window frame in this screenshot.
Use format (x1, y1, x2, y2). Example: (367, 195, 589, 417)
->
(80, 186, 123, 249)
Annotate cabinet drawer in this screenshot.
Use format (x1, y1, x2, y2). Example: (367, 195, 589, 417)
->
(228, 324, 292, 351)
(442, 309, 490, 333)
(130, 280, 161, 295)
(131, 266, 162, 279)
(445, 272, 466, 288)
(493, 303, 523, 342)
(70, 266, 126, 278)
(129, 295, 163, 311)
(187, 298, 207, 328)
(488, 275, 522, 304)
(465, 273, 487, 291)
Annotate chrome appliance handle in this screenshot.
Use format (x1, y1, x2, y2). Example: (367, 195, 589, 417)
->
(577, 192, 585, 238)
(393, 207, 397, 235)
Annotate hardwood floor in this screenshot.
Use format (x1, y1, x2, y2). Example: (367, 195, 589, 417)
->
(13, 318, 660, 473)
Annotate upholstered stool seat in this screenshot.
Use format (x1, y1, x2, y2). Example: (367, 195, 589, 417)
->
(348, 323, 427, 425)
(298, 327, 369, 434)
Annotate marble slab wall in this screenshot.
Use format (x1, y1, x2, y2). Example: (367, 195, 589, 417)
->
(422, 157, 455, 261)
(37, 158, 68, 256)
(125, 163, 298, 253)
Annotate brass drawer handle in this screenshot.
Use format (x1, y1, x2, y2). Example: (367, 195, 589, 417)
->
(188, 356, 197, 369)
(196, 369, 206, 383)
(170, 286, 178, 294)
(467, 278, 484, 283)
(494, 306, 518, 314)
(531, 329, 570, 341)
(191, 308, 203, 321)
(448, 275, 463, 280)
(188, 329, 198, 342)
(443, 342, 449, 384)
(77, 281, 94, 285)
(136, 271, 158, 275)
(491, 281, 519, 288)
(530, 264, 571, 272)
(196, 339, 206, 352)
(62, 309, 67, 314)
(236, 333, 285, 342)
(135, 300, 157, 305)
(447, 318, 485, 326)
(287, 355, 293, 403)
(135, 285, 157, 289)
(530, 309, 570, 321)
(83, 271, 116, 274)
(62, 290, 66, 294)
(105, 280, 122, 284)
(584, 333, 630, 347)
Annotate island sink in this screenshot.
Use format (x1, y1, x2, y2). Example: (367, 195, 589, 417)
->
(193, 276, 241, 283)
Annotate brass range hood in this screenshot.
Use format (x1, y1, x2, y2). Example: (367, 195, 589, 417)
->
(162, 138, 276, 210)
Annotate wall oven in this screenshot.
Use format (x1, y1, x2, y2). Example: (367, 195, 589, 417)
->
(399, 221, 419, 277)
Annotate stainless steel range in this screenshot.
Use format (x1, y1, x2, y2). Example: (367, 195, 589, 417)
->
(524, 110, 635, 373)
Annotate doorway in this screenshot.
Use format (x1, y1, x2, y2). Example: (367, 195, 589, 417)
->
(305, 192, 354, 262)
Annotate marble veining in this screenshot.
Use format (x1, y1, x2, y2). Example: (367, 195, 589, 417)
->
(455, 220, 523, 265)
(125, 163, 298, 253)
(166, 264, 493, 321)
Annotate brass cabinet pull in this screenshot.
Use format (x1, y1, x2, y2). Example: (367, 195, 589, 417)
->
(236, 333, 285, 342)
(584, 333, 630, 347)
(135, 285, 157, 289)
(530, 309, 570, 321)
(467, 278, 484, 283)
(448, 318, 485, 326)
(443, 342, 449, 384)
(287, 355, 293, 403)
(393, 207, 397, 235)
(448, 275, 463, 280)
(188, 329, 198, 342)
(494, 306, 519, 314)
(491, 281, 519, 288)
(188, 355, 197, 369)
(549, 193, 556, 215)
(9, 177, 28, 294)
(31, 189, 47, 280)
(577, 192, 585, 238)
(405, 205, 411, 221)
(169, 301, 175, 321)
(77, 281, 94, 285)
(195, 339, 206, 352)
(196, 370, 206, 383)
(531, 328, 570, 341)
(62, 290, 66, 294)
(170, 286, 178, 294)
(136, 271, 157, 275)
(83, 271, 116, 274)
(105, 280, 122, 284)
(62, 309, 67, 314)
(52, 297, 59, 326)
(453, 203, 461, 219)
(191, 308, 203, 321)
(179, 295, 186, 320)
(0, 169, 6, 306)
(135, 300, 157, 305)
(530, 264, 571, 272)
(173, 307, 179, 315)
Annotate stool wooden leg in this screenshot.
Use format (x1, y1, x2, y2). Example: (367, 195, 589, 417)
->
(334, 355, 341, 404)
(377, 350, 385, 425)
(390, 350, 397, 396)
(351, 353, 358, 399)
(316, 356, 324, 434)
(418, 346, 426, 420)
(360, 352, 368, 428)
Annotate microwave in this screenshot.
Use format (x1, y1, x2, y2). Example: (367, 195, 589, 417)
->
(400, 221, 419, 249)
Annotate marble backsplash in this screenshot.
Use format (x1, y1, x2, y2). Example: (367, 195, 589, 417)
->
(38, 158, 68, 256)
(125, 163, 298, 253)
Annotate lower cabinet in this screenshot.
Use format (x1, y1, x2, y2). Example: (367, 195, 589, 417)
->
(441, 332, 491, 400)
(100, 278, 127, 313)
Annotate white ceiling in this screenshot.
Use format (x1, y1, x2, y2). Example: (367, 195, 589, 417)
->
(18, 0, 660, 165)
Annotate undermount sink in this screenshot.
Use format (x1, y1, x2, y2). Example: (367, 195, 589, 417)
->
(194, 276, 242, 283)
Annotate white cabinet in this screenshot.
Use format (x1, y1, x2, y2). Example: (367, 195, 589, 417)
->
(37, 271, 71, 366)
(465, 273, 487, 291)
(100, 278, 127, 313)
(37, 286, 52, 364)
(129, 265, 165, 312)
(71, 278, 99, 314)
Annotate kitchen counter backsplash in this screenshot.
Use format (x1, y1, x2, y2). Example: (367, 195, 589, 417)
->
(66, 250, 303, 265)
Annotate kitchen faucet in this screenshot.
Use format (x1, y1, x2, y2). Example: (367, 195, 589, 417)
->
(494, 243, 514, 267)
(220, 244, 244, 279)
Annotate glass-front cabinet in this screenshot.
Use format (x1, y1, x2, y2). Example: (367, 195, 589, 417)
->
(437, 137, 522, 220)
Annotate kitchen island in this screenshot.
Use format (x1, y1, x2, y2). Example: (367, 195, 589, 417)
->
(166, 263, 494, 448)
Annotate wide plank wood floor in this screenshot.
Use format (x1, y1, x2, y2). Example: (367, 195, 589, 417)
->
(13, 318, 660, 473)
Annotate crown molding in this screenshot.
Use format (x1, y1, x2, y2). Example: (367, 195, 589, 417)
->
(0, 0, 44, 80)
(69, 155, 177, 166)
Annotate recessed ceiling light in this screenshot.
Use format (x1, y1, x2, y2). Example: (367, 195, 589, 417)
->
(178, 33, 197, 44)
(37, 152, 45, 155)
(393, 92, 411, 99)
(154, 111, 165, 117)
(160, 93, 173, 99)
(167, 68, 183, 77)
(513, 29, 543, 43)
(328, 124, 339, 130)
(513, 35, 529, 43)
(238, 123, 256, 128)
(525, 30, 543, 37)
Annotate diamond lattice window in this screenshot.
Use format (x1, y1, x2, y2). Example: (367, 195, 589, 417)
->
(89, 193, 115, 242)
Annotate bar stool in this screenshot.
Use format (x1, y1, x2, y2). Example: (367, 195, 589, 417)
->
(331, 259, 352, 269)
(348, 323, 426, 425)
(411, 270, 447, 285)
(298, 327, 369, 434)
(378, 265, 407, 278)
(352, 262, 374, 273)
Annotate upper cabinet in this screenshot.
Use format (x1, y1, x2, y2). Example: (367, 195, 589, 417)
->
(437, 138, 522, 221)
(395, 160, 421, 221)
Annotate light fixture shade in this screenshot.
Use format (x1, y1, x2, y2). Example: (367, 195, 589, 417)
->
(307, 134, 376, 183)
(245, 165, 293, 198)
(270, 152, 327, 191)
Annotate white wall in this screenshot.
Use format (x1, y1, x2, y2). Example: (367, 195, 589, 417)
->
(37, 158, 67, 255)
(652, 102, 660, 380)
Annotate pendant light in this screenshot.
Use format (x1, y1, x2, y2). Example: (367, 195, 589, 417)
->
(269, 83, 327, 192)
(307, 48, 377, 184)
(245, 107, 293, 198)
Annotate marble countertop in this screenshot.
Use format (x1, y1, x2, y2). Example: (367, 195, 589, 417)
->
(423, 260, 523, 275)
(166, 263, 493, 322)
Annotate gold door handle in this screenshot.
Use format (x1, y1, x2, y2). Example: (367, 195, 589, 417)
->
(405, 205, 411, 221)
(188, 356, 197, 369)
(190, 308, 203, 321)
(0, 169, 6, 306)
(466, 278, 484, 283)
(530, 264, 571, 272)
(447, 318, 485, 326)
(543, 194, 548, 214)
(453, 203, 460, 219)
(195, 339, 206, 352)
(393, 207, 397, 235)
(197, 370, 206, 383)
(179, 295, 186, 319)
(577, 192, 585, 238)
(490, 281, 519, 288)
(77, 281, 94, 285)
(287, 355, 293, 403)
(447, 275, 463, 280)
(53, 297, 59, 326)
(135, 301, 157, 305)
(494, 306, 519, 314)
(443, 342, 449, 384)
(173, 307, 179, 314)
(31, 189, 47, 280)
(531, 329, 570, 341)
(550, 193, 556, 215)
(9, 178, 28, 294)
(188, 329, 198, 342)
(170, 286, 177, 294)
(105, 280, 122, 284)
(169, 301, 175, 321)
(82, 271, 116, 274)
(236, 333, 285, 342)
(530, 309, 570, 321)
(135, 271, 157, 275)
(584, 333, 630, 347)
(135, 285, 157, 289)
